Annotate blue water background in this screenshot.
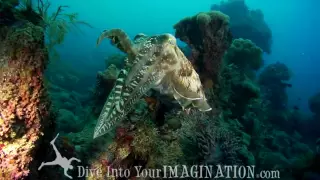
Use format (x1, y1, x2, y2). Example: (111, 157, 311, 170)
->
(47, 0, 320, 114)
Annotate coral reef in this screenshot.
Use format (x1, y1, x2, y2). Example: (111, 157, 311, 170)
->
(87, 112, 184, 179)
(258, 62, 292, 117)
(25, 1, 316, 179)
(174, 11, 232, 84)
(216, 38, 263, 124)
(224, 38, 263, 79)
(211, 0, 272, 53)
(175, 110, 242, 166)
(0, 22, 53, 179)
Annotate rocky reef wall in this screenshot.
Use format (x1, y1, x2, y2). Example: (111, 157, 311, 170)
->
(0, 21, 54, 179)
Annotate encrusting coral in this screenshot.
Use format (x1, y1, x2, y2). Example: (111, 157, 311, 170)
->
(0, 22, 53, 179)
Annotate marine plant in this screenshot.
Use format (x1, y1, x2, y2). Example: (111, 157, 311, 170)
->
(16, 0, 92, 59)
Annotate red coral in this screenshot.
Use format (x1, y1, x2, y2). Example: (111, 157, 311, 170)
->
(0, 27, 51, 179)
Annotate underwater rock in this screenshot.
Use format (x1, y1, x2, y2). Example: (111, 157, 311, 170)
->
(49, 90, 82, 115)
(0, 22, 54, 179)
(174, 11, 232, 84)
(211, 0, 272, 53)
(57, 109, 82, 133)
(46, 60, 82, 92)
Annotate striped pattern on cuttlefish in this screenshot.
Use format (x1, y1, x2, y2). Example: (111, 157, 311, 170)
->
(93, 29, 212, 139)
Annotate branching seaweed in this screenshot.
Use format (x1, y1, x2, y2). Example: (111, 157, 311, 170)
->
(17, 0, 92, 59)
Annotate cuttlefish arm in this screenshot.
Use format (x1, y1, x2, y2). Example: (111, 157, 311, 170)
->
(96, 28, 137, 62)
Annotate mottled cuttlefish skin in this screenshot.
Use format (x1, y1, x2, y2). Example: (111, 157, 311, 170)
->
(93, 29, 212, 139)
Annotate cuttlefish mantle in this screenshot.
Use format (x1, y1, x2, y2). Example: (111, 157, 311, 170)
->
(93, 28, 211, 139)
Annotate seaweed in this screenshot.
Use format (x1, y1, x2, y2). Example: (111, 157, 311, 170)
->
(14, 0, 92, 60)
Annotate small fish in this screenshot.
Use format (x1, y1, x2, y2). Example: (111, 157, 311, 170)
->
(293, 105, 299, 110)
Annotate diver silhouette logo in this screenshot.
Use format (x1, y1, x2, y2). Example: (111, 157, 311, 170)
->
(38, 133, 81, 179)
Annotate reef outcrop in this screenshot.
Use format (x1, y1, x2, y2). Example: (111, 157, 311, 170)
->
(174, 11, 232, 86)
(0, 13, 53, 180)
(211, 0, 272, 54)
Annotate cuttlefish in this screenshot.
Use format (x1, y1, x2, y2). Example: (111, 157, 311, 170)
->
(93, 29, 211, 139)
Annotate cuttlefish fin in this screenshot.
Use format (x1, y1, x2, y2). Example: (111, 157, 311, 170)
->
(173, 93, 193, 109)
(172, 86, 211, 112)
(192, 99, 212, 112)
